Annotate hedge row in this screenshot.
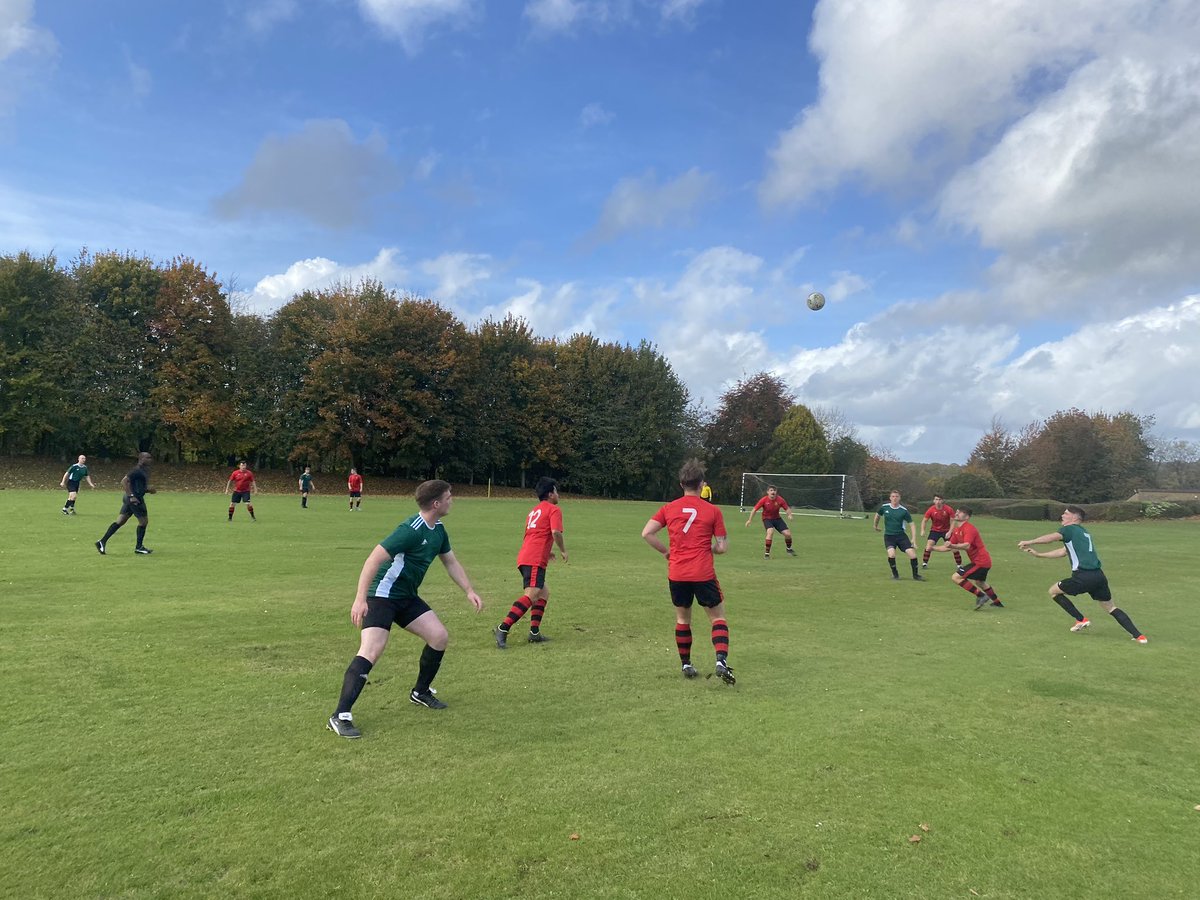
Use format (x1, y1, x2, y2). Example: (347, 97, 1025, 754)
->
(915, 498, 1200, 522)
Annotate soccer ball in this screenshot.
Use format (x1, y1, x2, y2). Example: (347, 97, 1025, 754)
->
(806, 291, 826, 311)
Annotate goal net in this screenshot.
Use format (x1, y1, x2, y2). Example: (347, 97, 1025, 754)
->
(739, 472, 866, 519)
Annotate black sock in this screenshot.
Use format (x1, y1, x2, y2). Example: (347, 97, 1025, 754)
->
(66, 499, 75, 509)
(135, 524, 146, 547)
(1110, 608, 1142, 637)
(100, 522, 120, 543)
(1053, 594, 1085, 621)
(335, 655, 374, 715)
(414, 645, 445, 693)
(888, 558, 898, 575)
(910, 558, 919, 576)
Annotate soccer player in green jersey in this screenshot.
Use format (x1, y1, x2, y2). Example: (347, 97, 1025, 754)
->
(328, 480, 485, 738)
(60, 454, 95, 514)
(298, 466, 314, 508)
(1019, 505, 1147, 643)
(873, 490, 925, 580)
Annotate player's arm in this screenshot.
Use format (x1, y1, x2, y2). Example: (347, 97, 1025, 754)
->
(713, 535, 728, 555)
(86, 475, 95, 488)
(225, 477, 233, 494)
(552, 529, 568, 563)
(872, 511, 881, 531)
(351, 544, 391, 626)
(907, 518, 917, 543)
(745, 498, 761, 526)
(1018, 532, 1063, 550)
(1024, 545, 1067, 559)
(59, 470, 68, 487)
(642, 519, 669, 558)
(122, 474, 139, 504)
(439, 551, 484, 611)
(783, 499, 793, 520)
(920, 514, 930, 538)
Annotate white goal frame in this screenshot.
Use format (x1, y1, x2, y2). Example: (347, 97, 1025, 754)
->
(739, 472, 867, 519)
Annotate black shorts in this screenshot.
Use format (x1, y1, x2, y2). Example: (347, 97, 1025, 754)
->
(518, 564, 547, 590)
(67, 479, 81, 492)
(669, 579, 724, 609)
(762, 517, 788, 532)
(231, 491, 252, 503)
(362, 595, 433, 630)
(119, 495, 147, 518)
(349, 491, 362, 498)
(884, 533, 913, 552)
(961, 564, 990, 582)
(928, 530, 948, 544)
(1058, 568, 1112, 602)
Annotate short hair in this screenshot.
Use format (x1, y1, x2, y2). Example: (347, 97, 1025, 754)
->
(890, 488, 900, 495)
(1065, 505, 1086, 521)
(238, 459, 248, 465)
(677, 458, 706, 490)
(303, 465, 311, 471)
(933, 494, 943, 500)
(415, 479, 451, 509)
(535, 476, 558, 501)
(767, 484, 777, 492)
(958, 505, 972, 517)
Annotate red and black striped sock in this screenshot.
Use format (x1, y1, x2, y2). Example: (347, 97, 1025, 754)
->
(785, 536, 793, 548)
(529, 598, 547, 633)
(228, 505, 235, 518)
(711, 619, 730, 659)
(953, 551, 963, 566)
(675, 626, 692, 664)
(958, 580, 981, 597)
(247, 504, 255, 519)
(764, 538, 772, 555)
(922, 549, 931, 564)
(503, 597, 531, 630)
(984, 586, 998, 600)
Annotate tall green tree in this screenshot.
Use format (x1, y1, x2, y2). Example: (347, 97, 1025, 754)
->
(766, 404, 833, 474)
(704, 372, 793, 498)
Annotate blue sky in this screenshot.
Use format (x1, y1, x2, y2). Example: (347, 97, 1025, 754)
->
(3, 0, 1199, 463)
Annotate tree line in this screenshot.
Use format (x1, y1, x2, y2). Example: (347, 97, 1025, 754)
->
(3, 249, 1194, 502)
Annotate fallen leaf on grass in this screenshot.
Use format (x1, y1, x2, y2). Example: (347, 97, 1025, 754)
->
(569, 833, 580, 841)
(908, 835, 921, 844)
(919, 823, 931, 832)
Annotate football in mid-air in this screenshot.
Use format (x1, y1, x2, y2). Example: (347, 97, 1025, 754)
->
(806, 291, 825, 311)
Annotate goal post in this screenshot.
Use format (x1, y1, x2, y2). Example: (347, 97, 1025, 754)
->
(739, 472, 867, 519)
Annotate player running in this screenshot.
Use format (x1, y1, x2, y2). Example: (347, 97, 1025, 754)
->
(873, 489, 924, 580)
(60, 454, 95, 515)
(225, 460, 257, 522)
(744, 485, 795, 559)
(933, 506, 1001, 609)
(495, 477, 568, 648)
(643, 459, 736, 684)
(920, 494, 962, 570)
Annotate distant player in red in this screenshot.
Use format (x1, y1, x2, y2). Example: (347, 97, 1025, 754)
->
(643, 459, 736, 684)
(744, 485, 795, 559)
(225, 460, 257, 522)
(495, 477, 568, 648)
(933, 506, 1002, 610)
(920, 494, 962, 569)
(348, 468, 363, 510)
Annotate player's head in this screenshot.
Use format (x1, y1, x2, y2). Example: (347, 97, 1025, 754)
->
(767, 485, 777, 498)
(677, 458, 705, 490)
(303, 465, 311, 472)
(416, 479, 452, 511)
(535, 476, 558, 502)
(933, 494, 944, 507)
(137, 451, 152, 466)
(78, 454, 87, 464)
(956, 505, 972, 520)
(1062, 505, 1086, 523)
(889, 490, 900, 503)
(350, 467, 357, 475)
(238, 460, 248, 470)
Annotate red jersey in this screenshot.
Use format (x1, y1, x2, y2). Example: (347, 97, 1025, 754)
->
(949, 521, 991, 568)
(924, 504, 955, 532)
(752, 494, 789, 520)
(652, 495, 726, 581)
(348, 473, 363, 492)
(516, 500, 563, 567)
(228, 469, 255, 492)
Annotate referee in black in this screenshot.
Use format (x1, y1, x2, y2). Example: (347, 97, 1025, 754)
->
(96, 452, 156, 555)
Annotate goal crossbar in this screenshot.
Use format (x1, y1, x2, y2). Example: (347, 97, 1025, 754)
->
(739, 472, 866, 519)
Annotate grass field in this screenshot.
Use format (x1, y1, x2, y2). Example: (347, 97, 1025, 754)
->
(2, 488, 1198, 899)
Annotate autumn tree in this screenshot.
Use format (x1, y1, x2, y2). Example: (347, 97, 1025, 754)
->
(704, 373, 793, 498)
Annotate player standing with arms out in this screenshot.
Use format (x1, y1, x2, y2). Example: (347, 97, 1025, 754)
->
(873, 489, 925, 581)
(95, 452, 155, 555)
(494, 476, 568, 648)
(299, 466, 315, 508)
(348, 468, 364, 511)
(225, 460, 257, 522)
(744, 485, 796, 559)
(328, 480, 485, 738)
(1018, 506, 1147, 643)
(920, 494, 962, 570)
(933, 506, 1001, 609)
(643, 459, 736, 684)
(60, 454, 95, 514)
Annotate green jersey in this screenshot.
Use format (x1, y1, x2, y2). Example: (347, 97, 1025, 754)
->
(300, 473, 313, 490)
(876, 503, 912, 536)
(1059, 523, 1101, 570)
(368, 513, 452, 600)
(67, 464, 88, 482)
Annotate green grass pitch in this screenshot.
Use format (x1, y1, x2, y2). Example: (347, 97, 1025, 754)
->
(2, 489, 1198, 898)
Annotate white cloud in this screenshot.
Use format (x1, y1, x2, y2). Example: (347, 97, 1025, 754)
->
(124, 50, 151, 101)
(525, 0, 710, 35)
(474, 278, 618, 340)
(420, 252, 492, 302)
(244, 0, 299, 34)
(524, 0, 585, 33)
(590, 167, 714, 243)
(824, 270, 868, 304)
(660, 0, 706, 23)
(413, 151, 439, 180)
(0, 0, 57, 112)
(241, 248, 409, 313)
(214, 119, 402, 229)
(579, 102, 615, 129)
(357, 0, 476, 54)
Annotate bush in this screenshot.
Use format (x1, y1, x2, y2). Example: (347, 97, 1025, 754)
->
(991, 500, 1053, 521)
(944, 471, 1003, 499)
(1078, 501, 1143, 521)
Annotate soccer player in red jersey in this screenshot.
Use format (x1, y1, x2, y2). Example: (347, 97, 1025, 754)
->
(933, 506, 1002, 609)
(920, 494, 962, 570)
(643, 459, 736, 684)
(225, 460, 257, 522)
(495, 477, 568, 648)
(744, 485, 795, 559)
(348, 468, 364, 510)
